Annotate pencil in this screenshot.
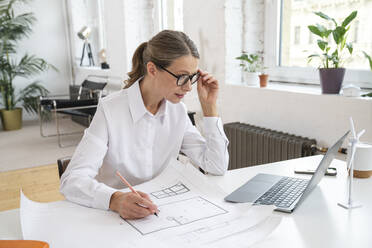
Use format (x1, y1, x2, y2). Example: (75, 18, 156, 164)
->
(115, 171, 158, 217)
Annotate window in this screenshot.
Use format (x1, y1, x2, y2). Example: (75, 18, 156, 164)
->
(354, 20, 359, 43)
(158, 0, 183, 31)
(308, 32, 313, 44)
(265, 0, 372, 88)
(294, 26, 300, 45)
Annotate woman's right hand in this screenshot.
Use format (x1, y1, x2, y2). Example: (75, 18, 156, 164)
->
(109, 191, 158, 219)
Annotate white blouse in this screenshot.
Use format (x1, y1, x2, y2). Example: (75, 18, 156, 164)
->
(60, 80, 229, 211)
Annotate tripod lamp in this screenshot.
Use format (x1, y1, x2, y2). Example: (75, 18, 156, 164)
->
(77, 26, 95, 66)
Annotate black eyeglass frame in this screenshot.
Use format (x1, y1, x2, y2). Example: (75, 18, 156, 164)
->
(157, 64, 200, 87)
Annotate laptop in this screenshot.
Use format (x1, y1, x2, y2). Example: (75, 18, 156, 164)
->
(224, 131, 349, 213)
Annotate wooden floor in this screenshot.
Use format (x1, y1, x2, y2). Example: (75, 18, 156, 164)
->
(0, 164, 65, 211)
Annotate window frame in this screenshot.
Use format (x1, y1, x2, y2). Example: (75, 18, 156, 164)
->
(264, 0, 372, 89)
(156, 0, 183, 31)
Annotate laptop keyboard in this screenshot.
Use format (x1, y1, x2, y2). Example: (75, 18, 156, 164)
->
(254, 177, 309, 209)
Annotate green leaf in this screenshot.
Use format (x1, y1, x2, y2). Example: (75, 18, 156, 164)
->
(308, 24, 330, 38)
(235, 54, 249, 62)
(363, 51, 372, 71)
(308, 25, 323, 37)
(340, 35, 346, 51)
(249, 54, 259, 61)
(361, 92, 372, 97)
(314, 11, 337, 26)
(332, 26, 346, 44)
(16, 80, 49, 114)
(330, 50, 339, 68)
(342, 11, 357, 27)
(317, 40, 328, 51)
(314, 11, 331, 21)
(324, 30, 332, 38)
(308, 54, 320, 58)
(346, 43, 353, 54)
(307, 54, 320, 64)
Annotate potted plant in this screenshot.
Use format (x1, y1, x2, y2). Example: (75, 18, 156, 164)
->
(0, 0, 54, 131)
(258, 73, 268, 88)
(236, 52, 260, 86)
(258, 53, 268, 88)
(307, 10, 357, 94)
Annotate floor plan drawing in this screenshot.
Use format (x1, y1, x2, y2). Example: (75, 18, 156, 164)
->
(150, 182, 190, 199)
(126, 196, 228, 235)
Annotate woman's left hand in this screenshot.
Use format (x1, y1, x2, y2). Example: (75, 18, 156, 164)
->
(197, 69, 219, 117)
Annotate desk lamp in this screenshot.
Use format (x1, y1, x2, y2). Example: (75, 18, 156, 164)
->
(78, 26, 95, 66)
(338, 117, 364, 209)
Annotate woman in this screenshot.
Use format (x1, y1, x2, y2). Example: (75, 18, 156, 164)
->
(60, 30, 229, 220)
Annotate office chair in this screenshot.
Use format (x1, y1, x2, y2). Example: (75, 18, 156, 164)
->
(187, 111, 196, 126)
(38, 75, 108, 148)
(57, 156, 71, 178)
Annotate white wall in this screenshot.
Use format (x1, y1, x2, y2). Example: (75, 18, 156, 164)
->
(225, 0, 243, 85)
(183, 0, 372, 147)
(103, 0, 127, 81)
(183, 0, 226, 117)
(219, 85, 372, 147)
(123, 0, 158, 75)
(13, 0, 72, 120)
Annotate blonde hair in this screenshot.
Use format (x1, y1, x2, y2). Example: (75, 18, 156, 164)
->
(124, 30, 200, 88)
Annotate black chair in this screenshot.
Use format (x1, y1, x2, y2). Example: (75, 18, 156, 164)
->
(57, 156, 71, 178)
(38, 76, 107, 147)
(187, 111, 196, 126)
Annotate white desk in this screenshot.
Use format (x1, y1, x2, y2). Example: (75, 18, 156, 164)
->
(1, 155, 372, 247)
(208, 155, 372, 248)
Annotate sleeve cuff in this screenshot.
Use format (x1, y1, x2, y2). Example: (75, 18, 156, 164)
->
(203, 117, 225, 136)
(93, 184, 118, 210)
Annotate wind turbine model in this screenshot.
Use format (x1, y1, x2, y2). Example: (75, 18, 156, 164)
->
(338, 117, 365, 209)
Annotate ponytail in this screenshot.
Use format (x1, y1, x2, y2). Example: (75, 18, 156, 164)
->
(124, 30, 200, 89)
(124, 42, 148, 88)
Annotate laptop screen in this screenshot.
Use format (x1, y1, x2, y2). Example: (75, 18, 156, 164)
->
(296, 131, 349, 207)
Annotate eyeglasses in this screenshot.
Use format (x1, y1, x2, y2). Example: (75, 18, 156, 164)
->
(157, 64, 200, 87)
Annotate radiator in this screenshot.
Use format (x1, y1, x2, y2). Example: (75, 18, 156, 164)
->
(224, 122, 317, 170)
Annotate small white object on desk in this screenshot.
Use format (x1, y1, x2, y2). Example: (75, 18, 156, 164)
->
(342, 84, 361, 97)
(350, 142, 372, 178)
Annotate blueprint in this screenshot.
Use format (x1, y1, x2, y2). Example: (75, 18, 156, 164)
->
(150, 182, 190, 199)
(20, 159, 282, 248)
(127, 196, 228, 235)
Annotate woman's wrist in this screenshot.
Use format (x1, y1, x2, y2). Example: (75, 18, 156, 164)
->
(109, 191, 124, 212)
(201, 103, 218, 117)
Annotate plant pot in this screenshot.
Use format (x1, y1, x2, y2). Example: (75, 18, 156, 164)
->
(0, 108, 23, 131)
(259, 74, 269, 88)
(243, 72, 259, 86)
(319, 68, 346, 94)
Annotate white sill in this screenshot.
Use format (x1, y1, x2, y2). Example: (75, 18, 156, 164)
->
(242, 81, 372, 99)
(76, 66, 111, 73)
(261, 81, 322, 95)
